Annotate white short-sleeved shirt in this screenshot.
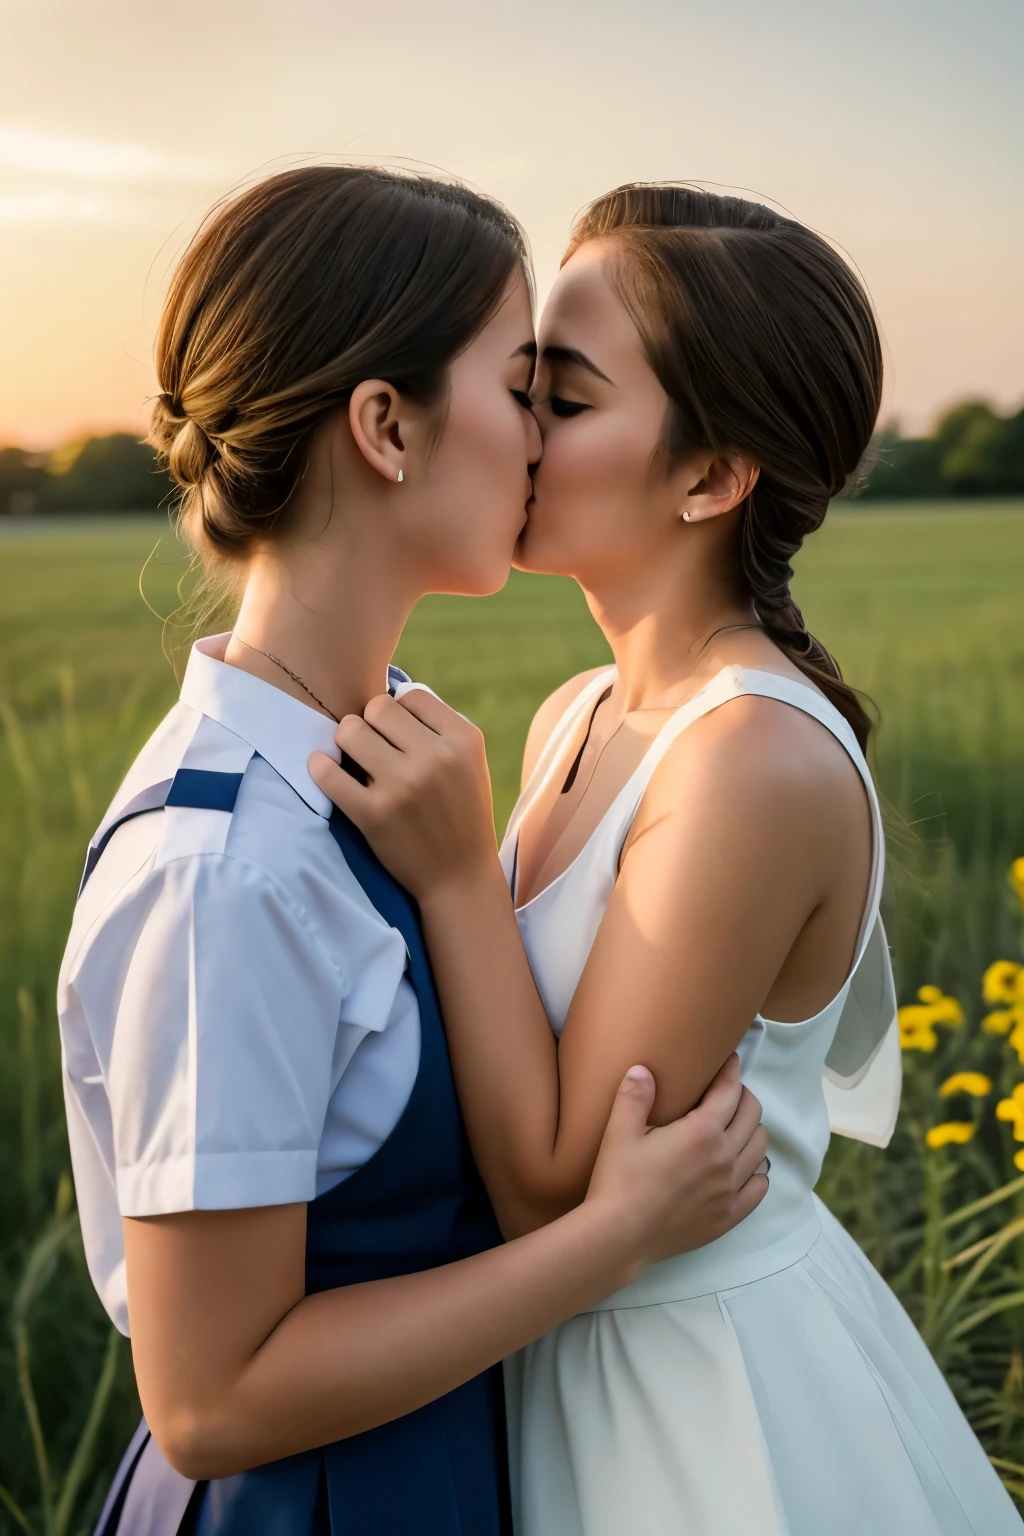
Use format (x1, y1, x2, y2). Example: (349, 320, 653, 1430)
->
(58, 634, 422, 1335)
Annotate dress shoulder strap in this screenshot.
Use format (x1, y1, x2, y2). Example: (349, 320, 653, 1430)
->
(503, 668, 617, 850)
(626, 665, 883, 962)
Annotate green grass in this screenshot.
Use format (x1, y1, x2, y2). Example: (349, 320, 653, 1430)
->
(2, 502, 1024, 1528)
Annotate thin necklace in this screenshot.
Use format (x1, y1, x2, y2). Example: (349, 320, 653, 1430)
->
(689, 620, 765, 660)
(232, 635, 339, 722)
(613, 623, 767, 714)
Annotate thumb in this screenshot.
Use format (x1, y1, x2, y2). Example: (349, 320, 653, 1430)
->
(602, 1065, 656, 1147)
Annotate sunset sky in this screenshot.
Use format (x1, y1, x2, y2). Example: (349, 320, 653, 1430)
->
(2, 0, 1021, 448)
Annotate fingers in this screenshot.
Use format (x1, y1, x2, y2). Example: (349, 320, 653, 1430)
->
(600, 1065, 656, 1149)
(308, 713, 405, 814)
(693, 1053, 743, 1127)
(334, 714, 402, 780)
(730, 1170, 770, 1223)
(722, 1084, 763, 1159)
(308, 751, 370, 819)
(731, 1123, 770, 1190)
(394, 685, 463, 736)
(363, 693, 439, 752)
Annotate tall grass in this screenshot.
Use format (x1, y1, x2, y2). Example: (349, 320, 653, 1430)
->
(1, 505, 1023, 1528)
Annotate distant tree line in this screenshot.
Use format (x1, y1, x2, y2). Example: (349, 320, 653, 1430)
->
(1, 401, 1023, 516)
(0, 434, 172, 516)
(855, 400, 1024, 500)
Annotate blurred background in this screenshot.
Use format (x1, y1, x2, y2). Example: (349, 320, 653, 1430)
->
(1, 1, 1023, 1529)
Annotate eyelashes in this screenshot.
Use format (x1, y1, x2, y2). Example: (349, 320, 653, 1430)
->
(510, 389, 590, 418)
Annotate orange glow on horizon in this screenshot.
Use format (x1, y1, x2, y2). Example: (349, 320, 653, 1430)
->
(2, 1, 1021, 448)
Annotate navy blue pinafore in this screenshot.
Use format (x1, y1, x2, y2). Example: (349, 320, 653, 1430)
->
(87, 756, 510, 1536)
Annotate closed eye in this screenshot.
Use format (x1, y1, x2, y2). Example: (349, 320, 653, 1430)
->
(549, 396, 590, 418)
(511, 389, 534, 410)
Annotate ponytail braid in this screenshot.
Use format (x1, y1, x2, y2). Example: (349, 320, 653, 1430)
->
(742, 477, 873, 752)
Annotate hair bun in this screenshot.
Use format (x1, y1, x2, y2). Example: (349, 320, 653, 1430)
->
(164, 413, 218, 489)
(160, 391, 186, 419)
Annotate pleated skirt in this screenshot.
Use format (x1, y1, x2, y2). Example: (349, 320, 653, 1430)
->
(504, 1198, 1022, 1535)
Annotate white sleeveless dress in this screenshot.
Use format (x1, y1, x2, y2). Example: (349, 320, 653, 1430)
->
(500, 665, 1021, 1536)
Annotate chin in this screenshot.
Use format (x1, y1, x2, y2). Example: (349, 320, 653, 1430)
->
(447, 560, 514, 598)
(512, 528, 572, 578)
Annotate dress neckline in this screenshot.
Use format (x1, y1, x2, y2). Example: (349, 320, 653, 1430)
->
(512, 665, 735, 914)
(511, 663, 869, 920)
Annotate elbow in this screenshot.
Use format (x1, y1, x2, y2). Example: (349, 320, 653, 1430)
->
(493, 1179, 587, 1241)
(482, 1147, 594, 1240)
(150, 1403, 246, 1482)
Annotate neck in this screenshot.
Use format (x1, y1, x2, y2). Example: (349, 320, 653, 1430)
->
(580, 554, 757, 713)
(225, 521, 419, 723)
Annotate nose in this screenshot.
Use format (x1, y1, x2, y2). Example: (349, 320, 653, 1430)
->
(526, 409, 543, 464)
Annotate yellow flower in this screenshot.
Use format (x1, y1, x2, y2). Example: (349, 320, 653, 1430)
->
(899, 1008, 938, 1051)
(916, 985, 965, 1025)
(898, 986, 965, 1051)
(926, 1122, 976, 1148)
(983, 961, 1024, 1007)
(983, 1008, 1017, 1035)
(939, 1072, 993, 1099)
(1010, 858, 1024, 909)
(1011, 1019, 1024, 1067)
(996, 1084, 1024, 1140)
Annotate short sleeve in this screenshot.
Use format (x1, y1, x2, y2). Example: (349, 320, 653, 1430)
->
(71, 852, 350, 1216)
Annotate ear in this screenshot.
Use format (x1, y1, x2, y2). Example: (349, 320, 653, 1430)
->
(348, 379, 407, 485)
(680, 452, 760, 523)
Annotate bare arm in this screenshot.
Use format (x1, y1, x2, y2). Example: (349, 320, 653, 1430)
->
(127, 1057, 765, 1479)
(311, 688, 858, 1235)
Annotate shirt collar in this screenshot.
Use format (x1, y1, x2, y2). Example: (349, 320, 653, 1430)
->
(180, 633, 342, 818)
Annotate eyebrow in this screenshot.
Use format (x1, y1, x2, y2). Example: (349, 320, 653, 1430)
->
(542, 344, 614, 385)
(510, 342, 537, 385)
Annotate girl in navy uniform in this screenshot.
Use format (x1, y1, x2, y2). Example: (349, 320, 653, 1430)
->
(57, 167, 769, 1536)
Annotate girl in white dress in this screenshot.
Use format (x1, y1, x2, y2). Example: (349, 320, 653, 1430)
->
(315, 184, 1022, 1533)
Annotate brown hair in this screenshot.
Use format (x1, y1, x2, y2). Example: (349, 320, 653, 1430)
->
(150, 166, 529, 558)
(566, 184, 881, 750)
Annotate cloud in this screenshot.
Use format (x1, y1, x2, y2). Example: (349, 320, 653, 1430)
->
(0, 189, 103, 225)
(0, 122, 219, 183)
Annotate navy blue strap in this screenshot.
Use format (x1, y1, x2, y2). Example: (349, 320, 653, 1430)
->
(328, 808, 441, 1016)
(166, 769, 245, 812)
(79, 770, 246, 899)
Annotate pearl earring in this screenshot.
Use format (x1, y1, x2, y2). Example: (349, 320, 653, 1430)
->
(397, 469, 404, 483)
(682, 510, 692, 521)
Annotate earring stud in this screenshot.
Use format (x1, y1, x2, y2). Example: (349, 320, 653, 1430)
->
(682, 510, 692, 521)
(397, 469, 404, 484)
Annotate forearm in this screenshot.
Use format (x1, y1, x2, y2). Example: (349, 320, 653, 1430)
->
(419, 861, 589, 1234)
(157, 1202, 632, 1478)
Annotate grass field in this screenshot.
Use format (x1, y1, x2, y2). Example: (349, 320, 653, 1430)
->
(2, 503, 1024, 1529)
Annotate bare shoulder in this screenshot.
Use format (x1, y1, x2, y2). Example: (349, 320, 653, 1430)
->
(520, 666, 612, 791)
(636, 691, 867, 841)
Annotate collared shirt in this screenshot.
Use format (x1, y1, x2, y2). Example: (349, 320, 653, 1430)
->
(57, 634, 421, 1335)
